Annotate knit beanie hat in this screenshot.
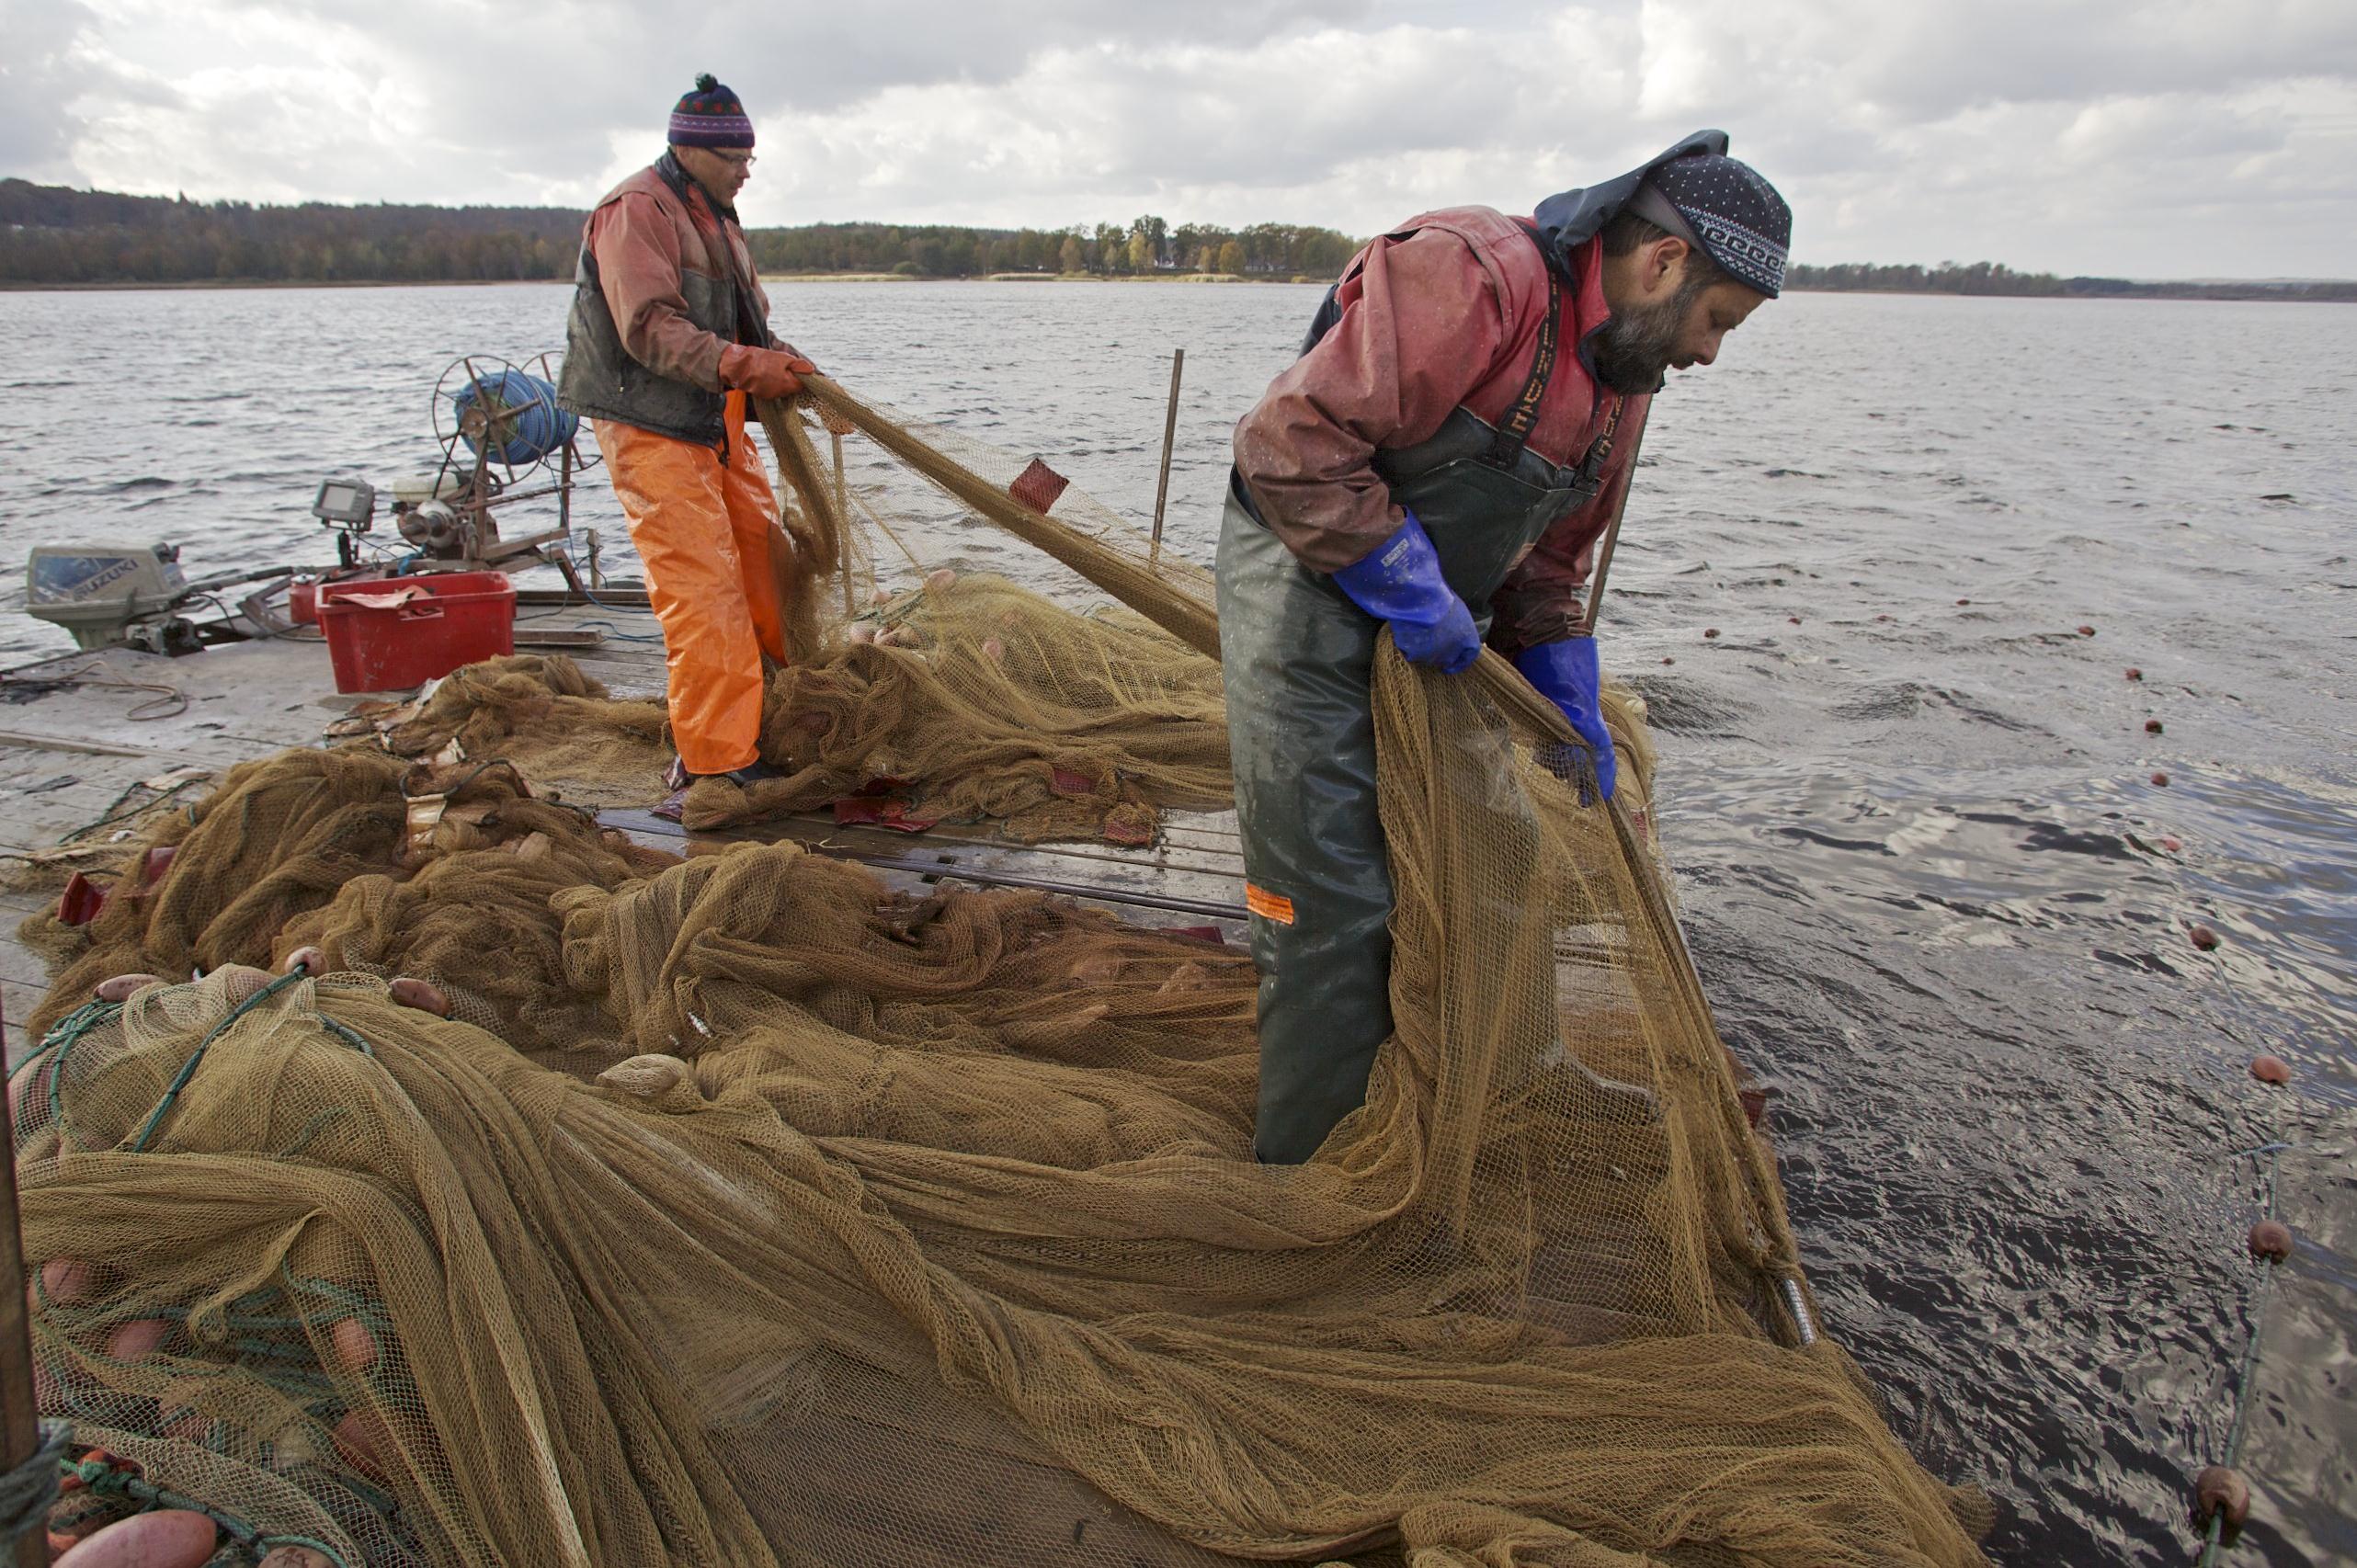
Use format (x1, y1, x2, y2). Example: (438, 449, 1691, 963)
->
(668, 74, 754, 150)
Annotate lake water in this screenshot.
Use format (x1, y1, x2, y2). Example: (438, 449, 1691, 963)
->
(2, 281, 2352, 1564)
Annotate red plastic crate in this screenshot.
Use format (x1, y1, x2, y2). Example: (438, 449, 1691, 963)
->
(318, 571, 516, 693)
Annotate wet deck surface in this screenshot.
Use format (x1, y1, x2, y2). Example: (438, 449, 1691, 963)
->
(0, 608, 1247, 1051)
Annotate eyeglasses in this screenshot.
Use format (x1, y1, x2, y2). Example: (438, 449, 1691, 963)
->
(706, 150, 757, 168)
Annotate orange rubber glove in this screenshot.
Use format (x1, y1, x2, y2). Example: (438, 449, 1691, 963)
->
(719, 344, 817, 399)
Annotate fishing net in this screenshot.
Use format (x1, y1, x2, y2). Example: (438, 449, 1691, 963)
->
(362, 572, 1231, 845)
(9, 377, 1988, 1566)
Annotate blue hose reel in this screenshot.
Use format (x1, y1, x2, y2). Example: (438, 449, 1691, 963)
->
(450, 368, 578, 465)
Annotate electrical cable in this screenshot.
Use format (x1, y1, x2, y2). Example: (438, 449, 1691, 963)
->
(0, 657, 187, 720)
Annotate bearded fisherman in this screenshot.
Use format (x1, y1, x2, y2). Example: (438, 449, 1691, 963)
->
(559, 74, 815, 801)
(1219, 131, 1792, 1165)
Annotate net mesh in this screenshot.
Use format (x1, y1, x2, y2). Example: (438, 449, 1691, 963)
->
(9, 378, 1988, 1566)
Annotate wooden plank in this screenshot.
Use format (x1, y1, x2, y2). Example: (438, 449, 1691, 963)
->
(771, 811, 1245, 883)
(1, 640, 327, 761)
(2, 882, 72, 1067)
(0, 751, 208, 854)
(642, 806, 1246, 896)
(1158, 822, 1241, 852)
(608, 809, 1249, 928)
(516, 586, 652, 608)
(511, 630, 607, 651)
(560, 659, 668, 698)
(0, 948, 50, 994)
(0, 944, 50, 986)
(0, 729, 157, 761)
(0, 982, 46, 1068)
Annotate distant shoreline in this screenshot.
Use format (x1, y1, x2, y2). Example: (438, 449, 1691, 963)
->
(4, 275, 2351, 301)
(1785, 284, 2357, 303)
(762, 271, 1310, 284)
(0, 271, 1320, 292)
(10, 178, 2349, 300)
(0, 277, 564, 292)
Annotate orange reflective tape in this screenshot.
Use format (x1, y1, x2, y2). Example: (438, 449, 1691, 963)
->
(1245, 883, 1295, 926)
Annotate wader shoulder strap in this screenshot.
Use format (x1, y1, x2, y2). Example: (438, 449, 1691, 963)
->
(1494, 224, 1634, 484)
(1575, 392, 1627, 487)
(1483, 264, 1561, 470)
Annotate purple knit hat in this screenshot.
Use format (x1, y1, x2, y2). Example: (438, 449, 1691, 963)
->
(668, 74, 754, 149)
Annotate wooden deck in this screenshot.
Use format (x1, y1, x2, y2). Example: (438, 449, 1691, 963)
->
(0, 601, 1248, 1055)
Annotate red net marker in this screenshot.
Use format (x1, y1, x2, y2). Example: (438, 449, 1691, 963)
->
(1009, 458, 1069, 515)
(131, 844, 176, 897)
(57, 871, 105, 927)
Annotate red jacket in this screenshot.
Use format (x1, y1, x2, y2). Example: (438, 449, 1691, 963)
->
(1233, 206, 1649, 651)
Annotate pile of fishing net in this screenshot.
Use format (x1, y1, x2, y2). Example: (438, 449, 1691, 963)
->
(9, 377, 1988, 1566)
(365, 570, 1230, 845)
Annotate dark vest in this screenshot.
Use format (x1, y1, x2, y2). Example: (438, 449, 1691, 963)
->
(557, 157, 745, 447)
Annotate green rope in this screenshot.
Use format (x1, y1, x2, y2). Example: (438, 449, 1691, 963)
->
(316, 1014, 374, 1055)
(128, 971, 306, 1153)
(18, 998, 125, 1143)
(31, 999, 118, 1054)
(69, 1457, 241, 1528)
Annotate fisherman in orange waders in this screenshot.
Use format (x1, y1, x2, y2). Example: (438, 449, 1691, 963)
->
(558, 74, 814, 804)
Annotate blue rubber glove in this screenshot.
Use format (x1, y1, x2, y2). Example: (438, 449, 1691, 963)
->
(1513, 637, 1617, 802)
(1330, 512, 1481, 673)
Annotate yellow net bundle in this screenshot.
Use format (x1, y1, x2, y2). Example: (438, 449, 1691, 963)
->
(10, 379, 1989, 1566)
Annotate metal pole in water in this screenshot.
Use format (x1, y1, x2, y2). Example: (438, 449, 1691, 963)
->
(1150, 348, 1185, 569)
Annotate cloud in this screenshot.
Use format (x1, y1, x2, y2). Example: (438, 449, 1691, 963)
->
(0, 0, 108, 181)
(6, 0, 2354, 277)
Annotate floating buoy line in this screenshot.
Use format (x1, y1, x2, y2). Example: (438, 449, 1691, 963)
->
(2124, 633, 2334, 1562)
(2174, 916, 2336, 1563)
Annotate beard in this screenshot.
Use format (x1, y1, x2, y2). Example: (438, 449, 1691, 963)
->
(1589, 267, 1709, 394)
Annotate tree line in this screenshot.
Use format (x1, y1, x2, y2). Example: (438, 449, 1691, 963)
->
(1789, 259, 2357, 302)
(0, 180, 1361, 285)
(0, 180, 582, 285)
(14, 183, 2347, 299)
(749, 216, 1359, 278)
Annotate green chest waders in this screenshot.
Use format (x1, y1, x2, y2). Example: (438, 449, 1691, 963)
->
(1218, 270, 1627, 1163)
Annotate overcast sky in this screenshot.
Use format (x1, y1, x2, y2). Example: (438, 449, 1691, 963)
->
(4, 0, 2352, 278)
